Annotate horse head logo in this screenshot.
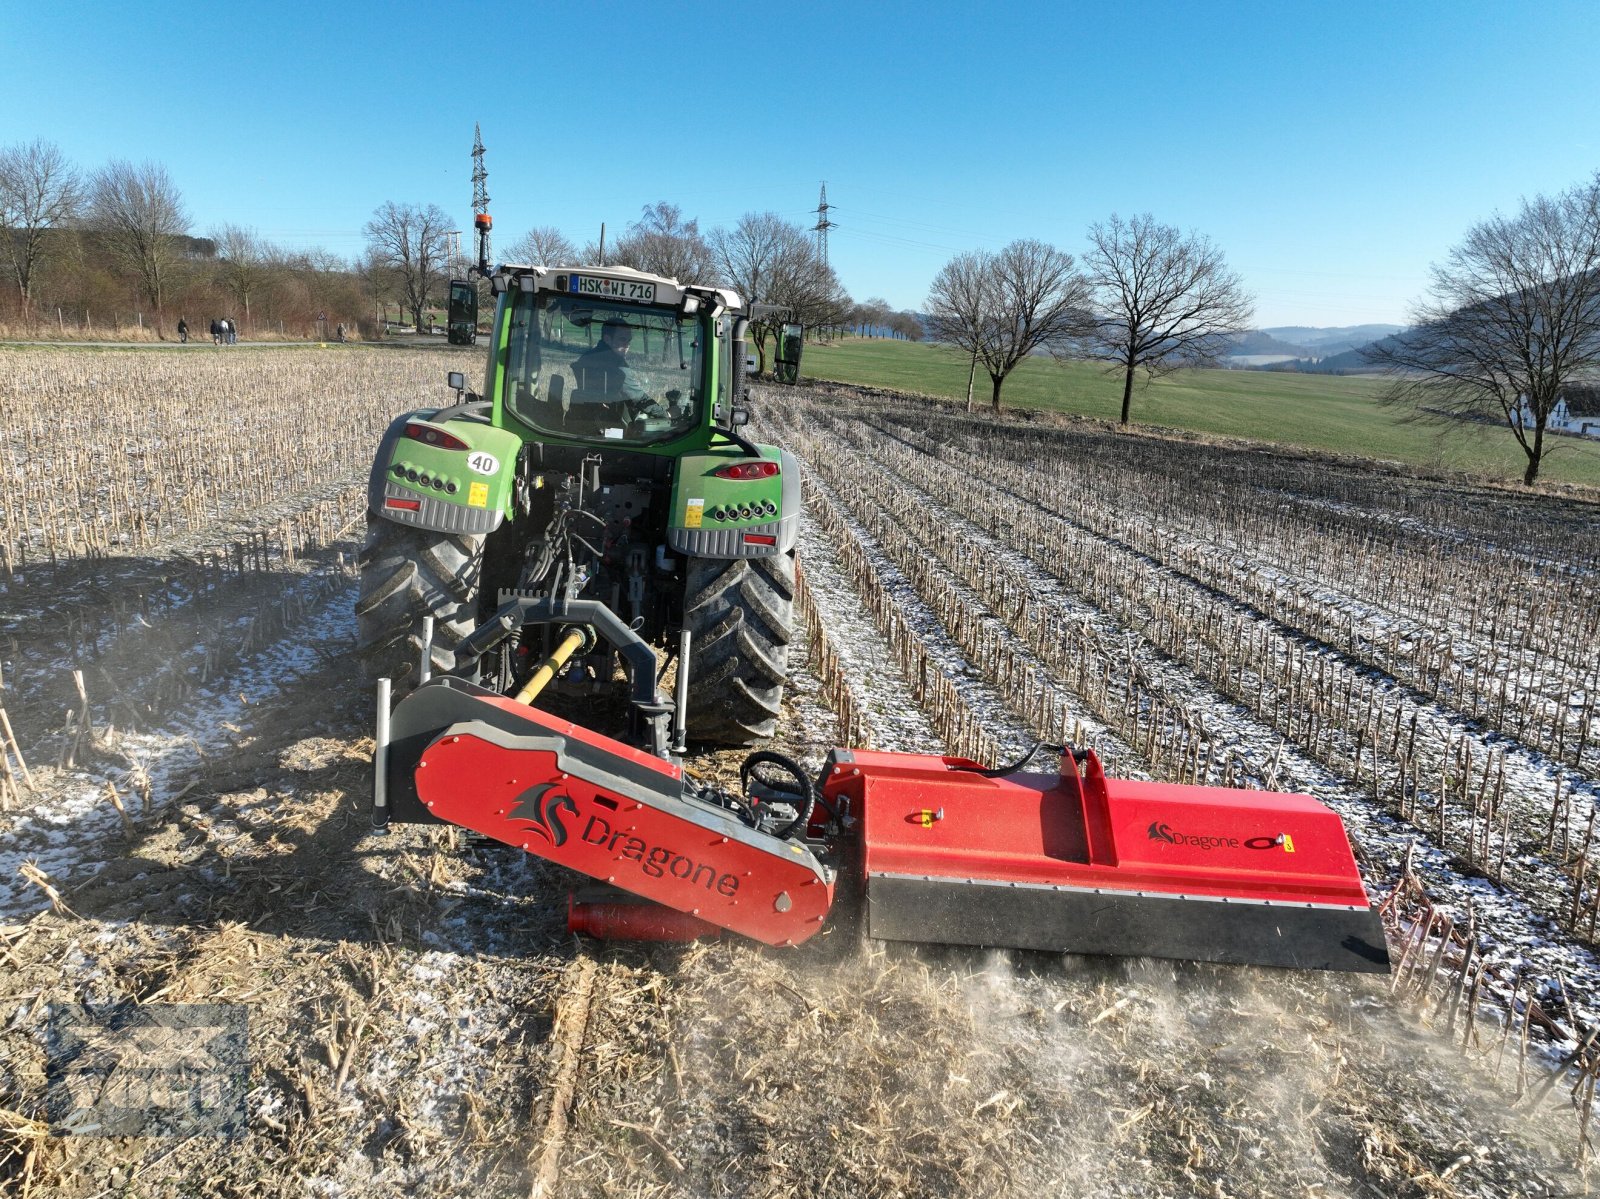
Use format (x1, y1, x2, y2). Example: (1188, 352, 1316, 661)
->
(508, 783, 577, 847)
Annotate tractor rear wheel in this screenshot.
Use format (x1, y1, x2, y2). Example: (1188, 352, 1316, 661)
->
(355, 516, 484, 689)
(683, 551, 795, 746)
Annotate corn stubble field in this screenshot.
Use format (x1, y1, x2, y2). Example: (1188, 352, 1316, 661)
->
(3, 346, 1600, 1197)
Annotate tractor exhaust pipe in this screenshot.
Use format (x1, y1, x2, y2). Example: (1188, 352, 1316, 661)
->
(731, 316, 749, 407)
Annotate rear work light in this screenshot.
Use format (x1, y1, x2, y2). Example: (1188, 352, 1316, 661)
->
(713, 460, 780, 481)
(404, 423, 470, 451)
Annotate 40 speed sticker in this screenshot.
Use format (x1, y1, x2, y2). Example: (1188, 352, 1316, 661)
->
(467, 451, 499, 475)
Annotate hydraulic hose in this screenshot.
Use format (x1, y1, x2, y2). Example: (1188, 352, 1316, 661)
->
(950, 741, 1073, 778)
(739, 751, 816, 840)
(515, 627, 589, 704)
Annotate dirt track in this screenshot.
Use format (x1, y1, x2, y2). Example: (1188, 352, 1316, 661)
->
(1, 360, 1595, 1197)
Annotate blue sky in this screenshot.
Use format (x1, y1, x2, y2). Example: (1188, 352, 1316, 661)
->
(3, 1, 1598, 327)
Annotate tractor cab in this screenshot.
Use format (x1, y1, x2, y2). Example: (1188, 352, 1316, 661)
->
(489, 266, 745, 452)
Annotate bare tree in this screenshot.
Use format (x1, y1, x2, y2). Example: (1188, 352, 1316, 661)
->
(0, 139, 83, 308)
(712, 213, 851, 371)
(88, 159, 189, 333)
(887, 311, 924, 341)
(505, 225, 578, 266)
(214, 224, 269, 328)
(853, 296, 893, 336)
(1083, 213, 1253, 424)
(358, 247, 405, 328)
(363, 202, 451, 332)
(1368, 175, 1600, 485)
(609, 202, 713, 281)
(926, 251, 995, 411)
(926, 240, 1091, 411)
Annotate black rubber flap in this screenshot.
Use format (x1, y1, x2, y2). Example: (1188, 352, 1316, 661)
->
(868, 873, 1390, 973)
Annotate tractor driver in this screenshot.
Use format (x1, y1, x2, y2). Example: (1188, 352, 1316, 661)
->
(572, 317, 649, 415)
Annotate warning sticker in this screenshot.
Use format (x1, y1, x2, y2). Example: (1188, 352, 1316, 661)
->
(685, 498, 704, 529)
(468, 481, 489, 508)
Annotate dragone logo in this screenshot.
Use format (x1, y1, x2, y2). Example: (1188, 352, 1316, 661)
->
(1148, 822, 1294, 852)
(509, 783, 577, 847)
(1147, 821, 1240, 851)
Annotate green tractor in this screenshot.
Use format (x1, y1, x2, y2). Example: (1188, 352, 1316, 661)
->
(356, 263, 798, 747)
(773, 320, 804, 384)
(445, 279, 479, 345)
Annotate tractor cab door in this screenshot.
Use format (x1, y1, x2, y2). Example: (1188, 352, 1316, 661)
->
(447, 280, 478, 346)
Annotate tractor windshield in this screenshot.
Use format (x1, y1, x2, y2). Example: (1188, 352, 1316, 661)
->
(502, 291, 704, 444)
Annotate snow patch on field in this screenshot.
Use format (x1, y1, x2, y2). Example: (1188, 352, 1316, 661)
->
(0, 576, 354, 918)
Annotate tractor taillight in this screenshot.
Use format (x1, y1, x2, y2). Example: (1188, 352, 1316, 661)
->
(713, 460, 779, 481)
(385, 498, 422, 511)
(404, 423, 469, 451)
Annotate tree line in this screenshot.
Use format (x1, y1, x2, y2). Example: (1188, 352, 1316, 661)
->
(924, 216, 1254, 421)
(11, 136, 1589, 483)
(925, 176, 1600, 486)
(0, 141, 366, 337)
(365, 200, 876, 371)
(0, 142, 871, 356)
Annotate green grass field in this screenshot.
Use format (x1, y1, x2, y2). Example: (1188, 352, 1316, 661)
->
(802, 337, 1600, 489)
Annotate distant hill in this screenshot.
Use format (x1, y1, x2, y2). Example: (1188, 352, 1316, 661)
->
(1222, 324, 1405, 373)
(1258, 325, 1402, 356)
(1227, 330, 1307, 357)
(1255, 332, 1418, 375)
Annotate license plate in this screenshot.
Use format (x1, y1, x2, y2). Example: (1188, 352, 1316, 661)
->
(569, 275, 657, 303)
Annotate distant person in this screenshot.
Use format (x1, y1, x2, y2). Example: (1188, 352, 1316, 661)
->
(210, 318, 222, 345)
(177, 316, 188, 343)
(226, 318, 238, 345)
(334, 323, 347, 343)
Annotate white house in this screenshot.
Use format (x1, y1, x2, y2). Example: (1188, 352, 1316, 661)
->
(1515, 385, 1600, 438)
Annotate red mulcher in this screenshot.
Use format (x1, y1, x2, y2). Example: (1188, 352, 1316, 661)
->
(375, 668, 1389, 973)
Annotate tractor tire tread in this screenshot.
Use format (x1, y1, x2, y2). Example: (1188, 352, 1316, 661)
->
(355, 517, 484, 690)
(683, 552, 795, 747)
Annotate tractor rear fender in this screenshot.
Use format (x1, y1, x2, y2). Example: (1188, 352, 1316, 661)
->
(367, 410, 522, 536)
(666, 445, 799, 559)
